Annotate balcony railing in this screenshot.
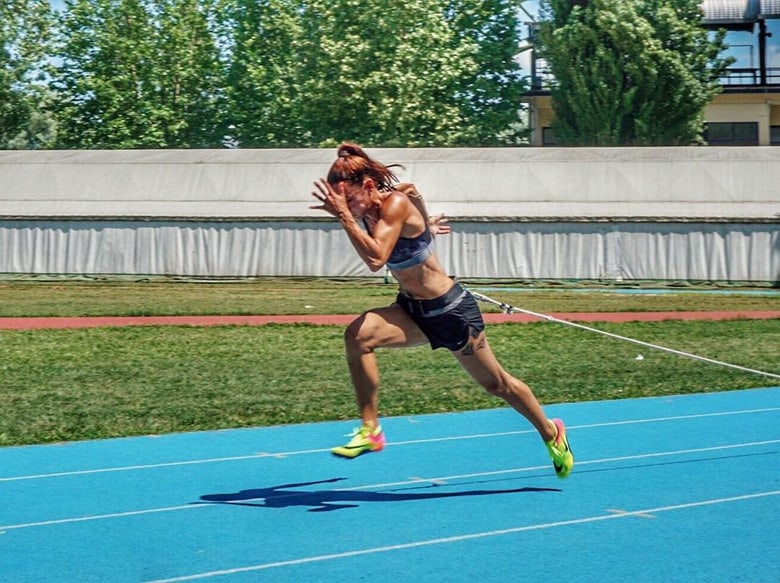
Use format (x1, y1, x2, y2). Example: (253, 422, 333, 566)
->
(527, 66, 780, 93)
(718, 67, 780, 85)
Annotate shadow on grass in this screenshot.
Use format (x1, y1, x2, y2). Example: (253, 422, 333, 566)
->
(198, 477, 561, 512)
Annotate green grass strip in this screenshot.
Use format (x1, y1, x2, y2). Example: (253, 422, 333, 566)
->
(2, 319, 778, 446)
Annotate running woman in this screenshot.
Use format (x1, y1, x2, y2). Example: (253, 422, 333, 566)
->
(310, 143, 574, 478)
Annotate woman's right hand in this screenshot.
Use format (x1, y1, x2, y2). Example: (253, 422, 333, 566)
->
(310, 178, 351, 219)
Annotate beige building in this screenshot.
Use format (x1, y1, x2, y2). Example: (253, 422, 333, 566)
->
(705, 93, 780, 145)
(524, 0, 780, 146)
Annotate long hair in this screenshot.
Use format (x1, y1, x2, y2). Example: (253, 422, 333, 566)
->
(326, 143, 403, 192)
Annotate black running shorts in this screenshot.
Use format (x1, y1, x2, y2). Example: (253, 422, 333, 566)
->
(396, 283, 485, 351)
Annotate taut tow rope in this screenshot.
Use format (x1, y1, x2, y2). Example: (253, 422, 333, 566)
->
(469, 290, 780, 381)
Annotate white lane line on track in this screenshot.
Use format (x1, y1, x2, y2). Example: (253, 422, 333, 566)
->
(1, 439, 778, 532)
(143, 490, 780, 583)
(2, 406, 778, 483)
(0, 504, 203, 531)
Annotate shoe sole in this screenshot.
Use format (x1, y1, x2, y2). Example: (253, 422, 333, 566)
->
(331, 439, 385, 459)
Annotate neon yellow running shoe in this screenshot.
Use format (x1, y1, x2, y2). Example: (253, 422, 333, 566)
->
(331, 424, 386, 459)
(545, 418, 574, 479)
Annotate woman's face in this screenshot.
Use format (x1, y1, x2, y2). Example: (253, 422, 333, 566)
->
(342, 181, 371, 218)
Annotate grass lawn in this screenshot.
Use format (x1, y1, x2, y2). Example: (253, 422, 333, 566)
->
(1, 278, 778, 446)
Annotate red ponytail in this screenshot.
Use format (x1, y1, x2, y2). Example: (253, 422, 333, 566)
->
(327, 142, 403, 192)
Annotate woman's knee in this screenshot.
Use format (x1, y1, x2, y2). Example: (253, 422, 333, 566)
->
(478, 374, 506, 397)
(480, 372, 525, 399)
(344, 312, 379, 352)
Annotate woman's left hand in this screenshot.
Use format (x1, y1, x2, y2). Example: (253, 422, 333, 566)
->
(429, 213, 451, 236)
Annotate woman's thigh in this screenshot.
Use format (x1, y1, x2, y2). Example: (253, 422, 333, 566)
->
(348, 304, 429, 349)
(450, 331, 505, 385)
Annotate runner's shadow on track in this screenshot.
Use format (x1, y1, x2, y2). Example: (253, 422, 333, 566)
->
(198, 477, 561, 512)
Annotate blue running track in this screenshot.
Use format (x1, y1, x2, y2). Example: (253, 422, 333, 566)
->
(1, 387, 778, 582)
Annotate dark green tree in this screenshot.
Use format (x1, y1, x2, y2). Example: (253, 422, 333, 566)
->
(46, 0, 529, 148)
(220, 0, 304, 147)
(224, 0, 527, 147)
(295, 0, 469, 146)
(446, 0, 528, 145)
(153, 0, 226, 147)
(52, 0, 159, 148)
(295, 0, 527, 147)
(0, 0, 56, 148)
(538, 0, 732, 145)
(51, 0, 224, 148)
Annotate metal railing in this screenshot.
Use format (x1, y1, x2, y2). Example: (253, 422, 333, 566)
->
(527, 66, 780, 93)
(718, 67, 780, 86)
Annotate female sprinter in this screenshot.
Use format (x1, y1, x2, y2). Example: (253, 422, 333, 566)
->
(310, 143, 573, 478)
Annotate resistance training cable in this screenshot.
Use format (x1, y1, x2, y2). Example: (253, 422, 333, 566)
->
(469, 290, 780, 381)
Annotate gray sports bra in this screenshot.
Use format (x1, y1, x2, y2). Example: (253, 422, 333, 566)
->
(364, 220, 434, 270)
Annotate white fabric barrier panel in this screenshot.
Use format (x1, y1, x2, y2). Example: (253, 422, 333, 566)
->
(0, 221, 366, 277)
(1, 219, 776, 281)
(1, 147, 778, 281)
(1, 147, 779, 220)
(436, 222, 778, 281)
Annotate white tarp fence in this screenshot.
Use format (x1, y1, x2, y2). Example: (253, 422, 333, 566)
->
(1, 148, 778, 281)
(1, 219, 775, 280)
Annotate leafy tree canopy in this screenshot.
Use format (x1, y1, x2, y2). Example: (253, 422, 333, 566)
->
(51, 0, 224, 148)
(538, 0, 733, 146)
(224, 0, 527, 147)
(0, 0, 56, 149)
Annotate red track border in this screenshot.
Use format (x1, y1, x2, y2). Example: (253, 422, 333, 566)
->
(1, 311, 778, 330)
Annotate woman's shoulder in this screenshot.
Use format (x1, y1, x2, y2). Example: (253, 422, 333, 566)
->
(382, 189, 413, 208)
(394, 182, 422, 199)
(394, 183, 419, 197)
(379, 190, 417, 225)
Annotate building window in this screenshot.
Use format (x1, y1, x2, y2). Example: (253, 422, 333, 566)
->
(771, 126, 780, 145)
(542, 127, 558, 146)
(705, 122, 759, 145)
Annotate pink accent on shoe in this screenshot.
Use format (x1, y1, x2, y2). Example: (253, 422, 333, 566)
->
(551, 418, 565, 446)
(369, 430, 386, 451)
